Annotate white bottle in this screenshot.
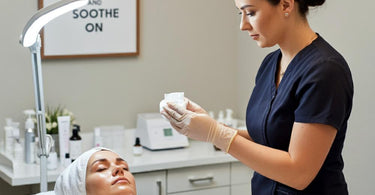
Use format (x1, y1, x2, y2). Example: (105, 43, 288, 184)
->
(225, 109, 238, 128)
(24, 110, 36, 164)
(14, 140, 23, 162)
(225, 109, 234, 127)
(208, 111, 215, 119)
(11, 122, 21, 159)
(217, 110, 225, 124)
(4, 118, 14, 156)
(47, 141, 58, 170)
(93, 128, 103, 147)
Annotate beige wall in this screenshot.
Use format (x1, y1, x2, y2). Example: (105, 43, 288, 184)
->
(1, 0, 374, 194)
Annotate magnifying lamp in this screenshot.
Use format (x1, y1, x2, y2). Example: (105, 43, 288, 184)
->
(19, 0, 88, 192)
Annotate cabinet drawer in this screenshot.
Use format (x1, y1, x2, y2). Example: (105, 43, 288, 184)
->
(231, 162, 252, 185)
(167, 163, 230, 193)
(169, 186, 230, 195)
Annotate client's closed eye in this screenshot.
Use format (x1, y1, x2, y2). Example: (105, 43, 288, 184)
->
(96, 166, 108, 172)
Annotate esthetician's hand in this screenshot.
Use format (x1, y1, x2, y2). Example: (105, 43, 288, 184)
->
(161, 102, 238, 152)
(184, 98, 208, 115)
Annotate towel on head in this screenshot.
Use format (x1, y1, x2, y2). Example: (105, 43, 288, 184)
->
(54, 147, 113, 195)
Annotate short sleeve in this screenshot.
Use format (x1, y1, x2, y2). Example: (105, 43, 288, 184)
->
(294, 58, 353, 131)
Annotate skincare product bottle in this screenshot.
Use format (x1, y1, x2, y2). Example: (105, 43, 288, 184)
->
(69, 124, 82, 162)
(14, 140, 24, 162)
(217, 110, 225, 124)
(58, 116, 70, 166)
(209, 111, 215, 119)
(133, 137, 143, 156)
(12, 122, 21, 159)
(47, 147, 58, 170)
(93, 127, 103, 147)
(4, 118, 14, 156)
(12, 122, 20, 142)
(225, 109, 233, 127)
(24, 110, 36, 164)
(64, 153, 71, 167)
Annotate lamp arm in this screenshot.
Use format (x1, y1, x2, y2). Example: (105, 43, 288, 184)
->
(28, 35, 49, 192)
(20, 0, 88, 47)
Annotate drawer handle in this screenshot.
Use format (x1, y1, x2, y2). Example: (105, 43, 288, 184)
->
(189, 176, 214, 184)
(156, 180, 162, 195)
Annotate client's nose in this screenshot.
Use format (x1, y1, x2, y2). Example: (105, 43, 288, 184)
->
(112, 166, 124, 176)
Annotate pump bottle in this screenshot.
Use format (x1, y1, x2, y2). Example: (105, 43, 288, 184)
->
(69, 124, 82, 162)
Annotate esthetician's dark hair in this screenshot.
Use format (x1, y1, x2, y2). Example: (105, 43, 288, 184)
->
(267, 0, 325, 17)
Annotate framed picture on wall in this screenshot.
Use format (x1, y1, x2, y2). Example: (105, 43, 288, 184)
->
(38, 0, 139, 59)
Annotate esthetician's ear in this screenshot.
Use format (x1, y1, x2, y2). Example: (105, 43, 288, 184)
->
(280, 0, 295, 14)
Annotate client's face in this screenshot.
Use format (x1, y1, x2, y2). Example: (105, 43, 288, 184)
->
(86, 151, 136, 195)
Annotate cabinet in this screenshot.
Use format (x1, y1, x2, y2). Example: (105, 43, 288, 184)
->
(134, 170, 167, 195)
(231, 162, 252, 194)
(169, 186, 230, 195)
(134, 162, 252, 195)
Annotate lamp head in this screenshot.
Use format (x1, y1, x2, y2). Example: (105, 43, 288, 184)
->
(20, 0, 88, 48)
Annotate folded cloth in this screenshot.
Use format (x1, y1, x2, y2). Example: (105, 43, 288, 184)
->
(54, 147, 113, 195)
(34, 191, 55, 195)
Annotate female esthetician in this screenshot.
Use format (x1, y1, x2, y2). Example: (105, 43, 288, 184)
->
(52, 147, 136, 195)
(161, 0, 353, 194)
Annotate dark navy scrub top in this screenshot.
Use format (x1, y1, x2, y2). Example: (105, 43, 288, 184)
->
(246, 34, 353, 195)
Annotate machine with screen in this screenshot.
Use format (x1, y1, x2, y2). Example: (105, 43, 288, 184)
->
(135, 113, 189, 150)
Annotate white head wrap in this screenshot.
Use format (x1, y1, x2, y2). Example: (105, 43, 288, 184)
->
(54, 147, 114, 195)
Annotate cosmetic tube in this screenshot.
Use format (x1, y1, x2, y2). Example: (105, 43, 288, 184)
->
(57, 116, 70, 166)
(93, 128, 103, 147)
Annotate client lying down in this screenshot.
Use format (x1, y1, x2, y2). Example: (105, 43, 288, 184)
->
(39, 147, 137, 195)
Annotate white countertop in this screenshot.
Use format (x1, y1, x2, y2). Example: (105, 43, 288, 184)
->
(0, 128, 238, 186)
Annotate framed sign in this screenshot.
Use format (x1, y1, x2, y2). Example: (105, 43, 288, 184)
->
(39, 0, 139, 59)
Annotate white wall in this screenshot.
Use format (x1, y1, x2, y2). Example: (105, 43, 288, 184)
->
(236, 0, 375, 194)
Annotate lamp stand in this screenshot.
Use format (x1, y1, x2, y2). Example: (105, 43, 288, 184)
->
(29, 35, 49, 192)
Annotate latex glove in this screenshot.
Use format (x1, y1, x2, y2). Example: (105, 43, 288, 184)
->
(161, 102, 238, 152)
(184, 98, 208, 115)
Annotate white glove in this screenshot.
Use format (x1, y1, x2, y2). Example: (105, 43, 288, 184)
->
(161, 99, 238, 152)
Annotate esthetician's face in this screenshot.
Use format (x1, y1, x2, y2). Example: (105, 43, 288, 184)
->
(235, 0, 286, 48)
(86, 151, 136, 195)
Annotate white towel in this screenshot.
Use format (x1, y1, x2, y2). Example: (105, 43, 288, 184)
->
(54, 147, 112, 195)
(34, 191, 55, 195)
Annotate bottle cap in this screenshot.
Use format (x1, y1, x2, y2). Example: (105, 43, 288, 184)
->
(24, 110, 36, 129)
(73, 124, 80, 132)
(135, 137, 141, 145)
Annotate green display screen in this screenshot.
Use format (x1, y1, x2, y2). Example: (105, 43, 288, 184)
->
(163, 128, 173, 136)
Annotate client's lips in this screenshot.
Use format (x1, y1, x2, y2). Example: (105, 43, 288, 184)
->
(250, 34, 259, 40)
(112, 177, 130, 185)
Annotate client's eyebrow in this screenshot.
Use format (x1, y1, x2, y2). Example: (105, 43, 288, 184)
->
(91, 158, 108, 166)
(116, 158, 127, 163)
(90, 157, 127, 167)
(239, 5, 254, 10)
